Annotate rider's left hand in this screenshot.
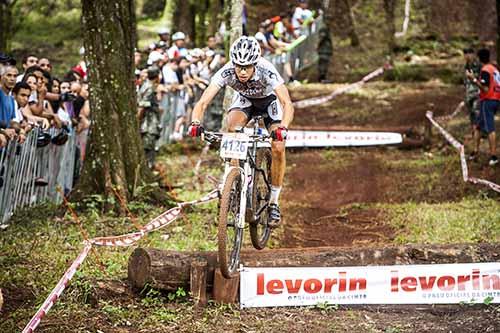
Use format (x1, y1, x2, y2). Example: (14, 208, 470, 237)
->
(271, 126, 288, 141)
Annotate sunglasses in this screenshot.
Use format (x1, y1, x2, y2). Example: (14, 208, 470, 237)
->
(235, 64, 254, 71)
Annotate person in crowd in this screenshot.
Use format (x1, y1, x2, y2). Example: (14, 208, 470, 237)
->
(75, 82, 90, 162)
(137, 67, 162, 167)
(272, 14, 289, 43)
(134, 49, 143, 68)
(20, 73, 51, 129)
(292, 0, 313, 37)
(157, 27, 171, 47)
(467, 48, 499, 166)
(11, 82, 31, 143)
(463, 48, 481, 144)
(256, 23, 276, 55)
(206, 36, 218, 52)
(263, 19, 290, 51)
(0, 65, 20, 145)
(74, 47, 88, 81)
(60, 80, 71, 94)
(38, 58, 52, 73)
(168, 32, 189, 59)
(147, 50, 165, 67)
(317, 23, 333, 82)
(16, 54, 38, 82)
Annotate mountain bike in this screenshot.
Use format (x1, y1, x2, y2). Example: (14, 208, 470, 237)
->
(204, 116, 273, 278)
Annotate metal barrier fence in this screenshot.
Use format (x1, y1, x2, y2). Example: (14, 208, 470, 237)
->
(0, 127, 77, 227)
(267, 15, 323, 82)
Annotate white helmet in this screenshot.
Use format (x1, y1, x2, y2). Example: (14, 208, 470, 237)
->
(230, 36, 261, 66)
(172, 31, 186, 41)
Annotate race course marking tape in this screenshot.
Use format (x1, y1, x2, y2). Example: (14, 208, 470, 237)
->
(426, 111, 500, 193)
(22, 189, 219, 333)
(292, 67, 385, 109)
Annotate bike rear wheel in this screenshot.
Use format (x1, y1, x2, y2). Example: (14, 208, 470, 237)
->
(250, 148, 272, 250)
(218, 167, 244, 278)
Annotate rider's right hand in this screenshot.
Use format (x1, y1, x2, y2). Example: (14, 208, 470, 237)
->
(188, 121, 204, 137)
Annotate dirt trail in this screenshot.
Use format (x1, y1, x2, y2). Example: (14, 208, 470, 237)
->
(278, 81, 481, 248)
(280, 151, 393, 248)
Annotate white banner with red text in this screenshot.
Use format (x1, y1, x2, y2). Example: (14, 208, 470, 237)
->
(250, 129, 403, 148)
(240, 263, 500, 308)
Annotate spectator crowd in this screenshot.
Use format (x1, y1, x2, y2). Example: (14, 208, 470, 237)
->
(135, 0, 318, 166)
(0, 0, 319, 175)
(0, 50, 91, 166)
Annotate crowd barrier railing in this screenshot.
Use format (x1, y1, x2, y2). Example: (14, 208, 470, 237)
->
(0, 127, 78, 227)
(266, 15, 323, 82)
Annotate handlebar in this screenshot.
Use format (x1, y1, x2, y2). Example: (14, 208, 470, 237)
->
(202, 131, 270, 144)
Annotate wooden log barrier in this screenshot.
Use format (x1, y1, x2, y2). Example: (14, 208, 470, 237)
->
(128, 243, 500, 292)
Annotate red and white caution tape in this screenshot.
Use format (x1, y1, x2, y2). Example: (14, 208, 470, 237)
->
(435, 101, 465, 122)
(395, 0, 411, 38)
(22, 189, 218, 333)
(293, 67, 385, 109)
(23, 242, 93, 333)
(426, 111, 500, 193)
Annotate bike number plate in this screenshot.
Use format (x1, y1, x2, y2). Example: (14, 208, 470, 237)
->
(220, 134, 249, 160)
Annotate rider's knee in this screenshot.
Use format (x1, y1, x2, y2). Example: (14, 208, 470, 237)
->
(271, 141, 286, 155)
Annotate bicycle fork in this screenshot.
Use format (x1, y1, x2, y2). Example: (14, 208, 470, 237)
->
(221, 161, 251, 229)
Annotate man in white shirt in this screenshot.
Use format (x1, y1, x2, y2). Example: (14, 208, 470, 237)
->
(292, 0, 311, 35)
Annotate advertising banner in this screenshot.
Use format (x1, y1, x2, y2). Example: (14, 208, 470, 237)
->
(240, 263, 500, 308)
(285, 130, 403, 147)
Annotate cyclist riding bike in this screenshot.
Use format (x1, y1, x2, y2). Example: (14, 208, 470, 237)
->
(189, 36, 294, 227)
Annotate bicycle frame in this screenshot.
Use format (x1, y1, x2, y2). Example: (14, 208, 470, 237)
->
(218, 116, 271, 229)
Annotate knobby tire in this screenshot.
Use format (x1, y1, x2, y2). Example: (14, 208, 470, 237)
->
(218, 167, 244, 279)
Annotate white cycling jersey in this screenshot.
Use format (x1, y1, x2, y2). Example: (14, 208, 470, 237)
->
(211, 57, 284, 99)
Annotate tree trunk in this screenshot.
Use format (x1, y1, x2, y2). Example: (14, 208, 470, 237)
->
(78, 0, 153, 202)
(173, 0, 195, 42)
(344, 0, 360, 47)
(383, 0, 396, 53)
(221, 0, 242, 130)
(0, 1, 14, 52)
(195, 0, 209, 46)
(332, 0, 360, 47)
(162, 0, 176, 30)
(208, 0, 221, 37)
(128, 243, 500, 291)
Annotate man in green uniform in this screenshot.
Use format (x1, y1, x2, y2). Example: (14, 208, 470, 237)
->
(463, 48, 481, 143)
(317, 23, 333, 83)
(137, 67, 161, 168)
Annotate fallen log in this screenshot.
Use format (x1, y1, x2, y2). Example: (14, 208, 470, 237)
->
(128, 243, 500, 291)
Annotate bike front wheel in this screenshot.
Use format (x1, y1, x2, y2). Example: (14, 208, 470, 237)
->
(218, 167, 244, 279)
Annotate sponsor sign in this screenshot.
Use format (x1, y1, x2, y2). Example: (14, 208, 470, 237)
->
(240, 263, 500, 308)
(285, 130, 403, 147)
(250, 128, 403, 148)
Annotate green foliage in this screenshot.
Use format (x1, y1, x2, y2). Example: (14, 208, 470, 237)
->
(315, 301, 339, 312)
(11, 2, 82, 77)
(167, 287, 187, 301)
(384, 63, 463, 84)
(483, 296, 494, 305)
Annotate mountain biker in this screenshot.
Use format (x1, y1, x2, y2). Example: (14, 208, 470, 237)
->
(189, 36, 294, 227)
